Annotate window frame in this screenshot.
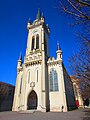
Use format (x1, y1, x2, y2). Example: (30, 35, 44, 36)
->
(50, 68, 59, 92)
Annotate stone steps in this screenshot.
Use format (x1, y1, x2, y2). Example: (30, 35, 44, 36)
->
(18, 110, 35, 113)
(18, 110, 41, 114)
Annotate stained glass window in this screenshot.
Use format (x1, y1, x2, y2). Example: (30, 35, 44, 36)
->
(50, 68, 58, 91)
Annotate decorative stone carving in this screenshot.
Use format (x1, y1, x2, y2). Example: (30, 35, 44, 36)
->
(24, 52, 42, 66)
(30, 82, 35, 88)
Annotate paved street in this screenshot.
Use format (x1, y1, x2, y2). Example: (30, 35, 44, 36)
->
(0, 108, 90, 120)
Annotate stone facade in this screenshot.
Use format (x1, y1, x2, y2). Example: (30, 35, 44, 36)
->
(12, 9, 76, 112)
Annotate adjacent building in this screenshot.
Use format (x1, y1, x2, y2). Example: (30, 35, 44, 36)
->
(71, 76, 83, 108)
(0, 82, 15, 111)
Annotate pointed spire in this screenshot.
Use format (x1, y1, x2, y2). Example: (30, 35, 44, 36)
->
(28, 18, 31, 23)
(41, 12, 44, 17)
(36, 8, 41, 20)
(19, 52, 22, 61)
(57, 42, 61, 50)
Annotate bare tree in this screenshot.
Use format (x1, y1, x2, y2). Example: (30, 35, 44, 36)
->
(58, 0, 90, 20)
(57, 0, 90, 34)
(57, 0, 90, 98)
(69, 42, 90, 81)
(82, 84, 90, 98)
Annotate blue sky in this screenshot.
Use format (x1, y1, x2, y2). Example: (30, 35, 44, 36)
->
(0, 0, 78, 85)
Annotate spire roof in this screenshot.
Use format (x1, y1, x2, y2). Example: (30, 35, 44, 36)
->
(28, 18, 31, 23)
(41, 12, 44, 18)
(36, 8, 41, 20)
(57, 42, 61, 50)
(19, 53, 22, 61)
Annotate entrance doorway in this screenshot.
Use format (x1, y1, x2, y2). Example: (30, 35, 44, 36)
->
(27, 90, 38, 110)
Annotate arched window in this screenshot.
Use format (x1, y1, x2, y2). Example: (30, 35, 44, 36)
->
(44, 39, 47, 54)
(28, 71, 30, 83)
(36, 34, 39, 49)
(20, 78, 22, 94)
(31, 36, 35, 50)
(36, 70, 38, 82)
(44, 33, 47, 54)
(50, 68, 58, 91)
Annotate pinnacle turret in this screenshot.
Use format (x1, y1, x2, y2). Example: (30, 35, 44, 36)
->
(57, 42, 61, 50)
(17, 53, 22, 74)
(56, 42, 62, 60)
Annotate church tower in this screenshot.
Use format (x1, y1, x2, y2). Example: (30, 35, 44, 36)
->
(12, 9, 76, 112)
(12, 9, 50, 112)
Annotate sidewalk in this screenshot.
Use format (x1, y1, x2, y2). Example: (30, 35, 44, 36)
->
(0, 108, 90, 120)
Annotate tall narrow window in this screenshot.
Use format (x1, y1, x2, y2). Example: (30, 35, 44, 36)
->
(31, 36, 35, 50)
(28, 71, 30, 83)
(36, 34, 39, 49)
(20, 78, 22, 94)
(37, 70, 38, 82)
(50, 68, 58, 91)
(73, 84, 78, 97)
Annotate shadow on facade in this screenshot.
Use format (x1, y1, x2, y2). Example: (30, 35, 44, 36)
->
(0, 82, 15, 111)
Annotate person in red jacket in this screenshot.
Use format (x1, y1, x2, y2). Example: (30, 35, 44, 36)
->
(76, 99, 79, 108)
